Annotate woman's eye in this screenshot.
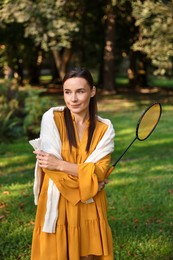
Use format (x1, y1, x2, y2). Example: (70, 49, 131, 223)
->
(78, 90, 85, 93)
(64, 91, 71, 94)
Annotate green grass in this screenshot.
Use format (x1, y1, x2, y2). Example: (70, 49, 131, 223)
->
(0, 140, 36, 260)
(115, 75, 173, 88)
(116, 76, 129, 86)
(39, 75, 52, 83)
(101, 103, 173, 259)
(148, 76, 173, 88)
(0, 99, 173, 259)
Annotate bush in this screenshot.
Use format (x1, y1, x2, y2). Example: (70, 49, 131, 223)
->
(23, 89, 53, 139)
(0, 80, 56, 141)
(0, 80, 24, 141)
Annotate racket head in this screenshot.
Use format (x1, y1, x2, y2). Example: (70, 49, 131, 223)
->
(136, 102, 162, 141)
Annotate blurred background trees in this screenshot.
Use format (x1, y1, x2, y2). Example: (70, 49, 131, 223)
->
(0, 0, 172, 90)
(132, 0, 173, 77)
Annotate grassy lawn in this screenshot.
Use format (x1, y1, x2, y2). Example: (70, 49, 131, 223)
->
(0, 140, 35, 260)
(100, 101, 173, 259)
(0, 95, 173, 259)
(148, 76, 173, 89)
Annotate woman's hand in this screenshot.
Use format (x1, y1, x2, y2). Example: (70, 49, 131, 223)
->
(98, 178, 109, 191)
(33, 150, 78, 176)
(33, 150, 62, 171)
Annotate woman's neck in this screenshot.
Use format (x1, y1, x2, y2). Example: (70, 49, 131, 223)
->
(71, 111, 89, 125)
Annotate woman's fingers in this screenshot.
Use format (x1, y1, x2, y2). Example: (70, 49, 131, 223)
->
(104, 178, 109, 184)
(98, 181, 105, 191)
(33, 150, 50, 160)
(33, 151, 60, 170)
(33, 150, 49, 167)
(33, 150, 46, 156)
(98, 178, 109, 191)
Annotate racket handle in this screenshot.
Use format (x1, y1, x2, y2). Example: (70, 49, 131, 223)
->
(106, 166, 114, 178)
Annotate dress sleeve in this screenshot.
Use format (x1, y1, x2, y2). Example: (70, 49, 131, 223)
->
(78, 154, 111, 202)
(42, 169, 81, 205)
(42, 153, 111, 204)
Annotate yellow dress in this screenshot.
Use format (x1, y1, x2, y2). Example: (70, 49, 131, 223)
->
(31, 111, 114, 260)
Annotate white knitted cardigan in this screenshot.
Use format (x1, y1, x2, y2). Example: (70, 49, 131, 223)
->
(29, 106, 115, 233)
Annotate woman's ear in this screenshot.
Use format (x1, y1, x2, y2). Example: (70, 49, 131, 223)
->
(91, 86, 96, 97)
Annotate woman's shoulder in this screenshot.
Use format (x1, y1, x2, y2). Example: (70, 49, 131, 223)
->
(42, 106, 64, 119)
(96, 119, 108, 130)
(53, 110, 65, 125)
(96, 115, 115, 138)
(96, 116, 112, 129)
(54, 110, 64, 117)
(95, 117, 109, 136)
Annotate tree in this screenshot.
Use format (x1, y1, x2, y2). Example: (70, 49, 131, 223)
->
(132, 0, 173, 76)
(100, 0, 143, 91)
(0, 0, 80, 80)
(0, 21, 40, 85)
(102, 1, 116, 91)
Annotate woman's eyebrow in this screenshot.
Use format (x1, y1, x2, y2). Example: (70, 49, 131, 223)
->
(64, 87, 86, 90)
(77, 88, 86, 90)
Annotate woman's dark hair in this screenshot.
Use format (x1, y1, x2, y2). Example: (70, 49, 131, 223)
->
(63, 67, 97, 152)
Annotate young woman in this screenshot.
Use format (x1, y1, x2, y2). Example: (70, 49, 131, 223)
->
(30, 67, 115, 260)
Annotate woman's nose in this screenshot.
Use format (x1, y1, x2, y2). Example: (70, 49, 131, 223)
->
(71, 93, 77, 102)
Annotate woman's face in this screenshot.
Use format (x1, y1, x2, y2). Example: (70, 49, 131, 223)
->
(63, 77, 96, 118)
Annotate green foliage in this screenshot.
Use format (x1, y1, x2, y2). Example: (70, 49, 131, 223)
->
(1, 0, 173, 87)
(23, 88, 53, 139)
(0, 139, 35, 260)
(0, 81, 54, 141)
(0, 80, 24, 140)
(0, 81, 55, 141)
(0, 0, 79, 51)
(0, 44, 7, 70)
(132, 0, 173, 75)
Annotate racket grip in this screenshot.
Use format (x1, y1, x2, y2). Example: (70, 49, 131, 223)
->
(105, 166, 114, 178)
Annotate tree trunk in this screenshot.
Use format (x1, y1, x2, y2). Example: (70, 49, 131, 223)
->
(17, 63, 25, 86)
(128, 50, 137, 89)
(102, 8, 116, 92)
(27, 49, 41, 85)
(51, 48, 72, 81)
(50, 53, 61, 84)
(136, 53, 148, 88)
(28, 64, 40, 85)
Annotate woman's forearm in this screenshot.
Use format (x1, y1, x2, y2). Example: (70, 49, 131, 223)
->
(59, 160, 78, 177)
(34, 150, 78, 177)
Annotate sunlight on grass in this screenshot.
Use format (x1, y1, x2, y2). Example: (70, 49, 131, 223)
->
(116, 76, 129, 85)
(162, 105, 173, 111)
(40, 75, 52, 82)
(98, 98, 137, 112)
(1, 182, 33, 194)
(0, 154, 33, 167)
(150, 163, 173, 171)
(146, 137, 173, 145)
(2, 163, 34, 175)
(115, 234, 173, 259)
(149, 76, 173, 88)
(118, 128, 135, 136)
